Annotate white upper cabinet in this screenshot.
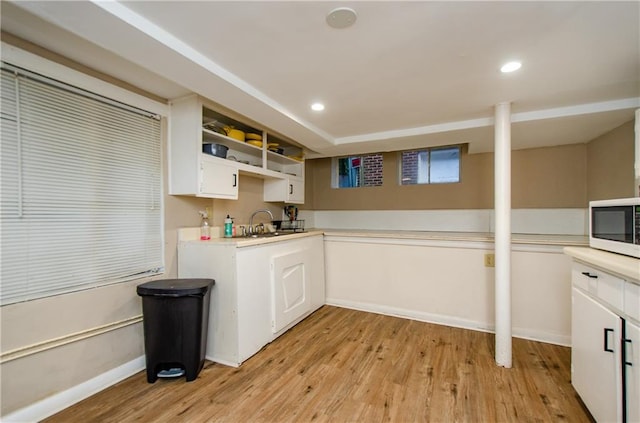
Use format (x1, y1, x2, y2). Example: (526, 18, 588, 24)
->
(200, 156, 238, 199)
(264, 175, 305, 204)
(168, 94, 305, 201)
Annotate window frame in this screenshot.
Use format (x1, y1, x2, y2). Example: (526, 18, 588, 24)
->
(399, 145, 461, 186)
(332, 153, 384, 189)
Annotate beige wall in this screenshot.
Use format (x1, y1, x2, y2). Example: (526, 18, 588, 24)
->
(0, 110, 282, 417)
(587, 120, 636, 201)
(306, 143, 589, 210)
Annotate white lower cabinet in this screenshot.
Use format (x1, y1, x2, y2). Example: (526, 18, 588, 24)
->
(570, 259, 640, 423)
(627, 320, 640, 423)
(571, 287, 622, 422)
(271, 249, 311, 333)
(178, 234, 325, 367)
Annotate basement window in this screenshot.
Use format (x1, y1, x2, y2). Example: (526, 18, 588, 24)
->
(400, 146, 460, 185)
(0, 62, 164, 305)
(333, 153, 383, 188)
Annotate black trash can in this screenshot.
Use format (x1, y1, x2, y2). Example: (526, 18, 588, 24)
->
(136, 278, 214, 383)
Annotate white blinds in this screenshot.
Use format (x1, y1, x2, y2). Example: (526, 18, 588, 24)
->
(1, 64, 163, 305)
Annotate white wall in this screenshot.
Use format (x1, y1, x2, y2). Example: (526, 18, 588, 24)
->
(300, 208, 588, 235)
(324, 236, 573, 346)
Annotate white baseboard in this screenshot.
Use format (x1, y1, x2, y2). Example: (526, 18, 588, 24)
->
(326, 299, 570, 347)
(3, 356, 145, 423)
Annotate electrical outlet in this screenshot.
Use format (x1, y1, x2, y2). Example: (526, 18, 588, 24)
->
(205, 206, 213, 219)
(484, 253, 495, 267)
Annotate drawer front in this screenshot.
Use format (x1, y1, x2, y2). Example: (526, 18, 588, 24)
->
(572, 262, 624, 311)
(597, 272, 624, 311)
(572, 262, 597, 292)
(625, 281, 640, 322)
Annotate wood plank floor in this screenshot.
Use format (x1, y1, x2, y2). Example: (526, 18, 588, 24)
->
(44, 306, 594, 423)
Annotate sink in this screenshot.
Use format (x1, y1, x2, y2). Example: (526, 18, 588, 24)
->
(250, 232, 282, 238)
(245, 231, 305, 239)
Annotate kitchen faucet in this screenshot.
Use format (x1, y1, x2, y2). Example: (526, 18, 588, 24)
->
(248, 209, 274, 235)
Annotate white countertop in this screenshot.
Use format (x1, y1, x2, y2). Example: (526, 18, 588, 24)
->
(179, 226, 588, 249)
(564, 246, 640, 283)
(179, 229, 324, 247)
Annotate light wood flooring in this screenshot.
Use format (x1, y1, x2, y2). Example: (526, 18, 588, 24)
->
(44, 306, 594, 422)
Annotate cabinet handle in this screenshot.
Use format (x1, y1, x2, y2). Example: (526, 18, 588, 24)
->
(581, 271, 598, 279)
(233, 174, 237, 187)
(624, 338, 633, 366)
(604, 328, 614, 352)
(289, 184, 293, 195)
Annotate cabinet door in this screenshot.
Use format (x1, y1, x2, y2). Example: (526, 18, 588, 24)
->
(236, 247, 273, 364)
(200, 158, 238, 199)
(263, 177, 304, 204)
(287, 177, 305, 204)
(626, 320, 640, 423)
(271, 248, 312, 334)
(572, 287, 622, 423)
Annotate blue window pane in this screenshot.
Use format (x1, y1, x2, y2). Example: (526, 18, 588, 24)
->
(338, 157, 361, 188)
(429, 147, 460, 183)
(338, 154, 383, 188)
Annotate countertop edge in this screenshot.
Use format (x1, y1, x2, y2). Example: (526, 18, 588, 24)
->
(179, 227, 588, 247)
(321, 229, 588, 247)
(564, 246, 640, 283)
(179, 230, 324, 247)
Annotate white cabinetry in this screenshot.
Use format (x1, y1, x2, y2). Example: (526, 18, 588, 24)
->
(201, 155, 238, 199)
(177, 234, 324, 367)
(571, 287, 622, 422)
(271, 248, 311, 334)
(169, 94, 305, 201)
(264, 176, 304, 204)
(570, 259, 640, 423)
(628, 320, 640, 423)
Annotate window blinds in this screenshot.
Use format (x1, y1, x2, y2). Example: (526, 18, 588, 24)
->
(1, 64, 163, 305)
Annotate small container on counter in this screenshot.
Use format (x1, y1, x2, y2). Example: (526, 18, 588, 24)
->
(224, 215, 233, 238)
(199, 211, 210, 240)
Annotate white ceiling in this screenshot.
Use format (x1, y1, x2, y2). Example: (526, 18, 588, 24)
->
(2, 1, 639, 157)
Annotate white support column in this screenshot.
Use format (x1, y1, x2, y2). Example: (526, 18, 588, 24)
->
(635, 109, 639, 197)
(494, 102, 512, 368)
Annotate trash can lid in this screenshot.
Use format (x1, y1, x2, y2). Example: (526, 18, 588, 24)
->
(136, 278, 214, 296)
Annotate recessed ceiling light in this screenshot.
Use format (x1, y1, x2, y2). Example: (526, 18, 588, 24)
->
(311, 102, 325, 111)
(326, 7, 357, 29)
(501, 61, 522, 73)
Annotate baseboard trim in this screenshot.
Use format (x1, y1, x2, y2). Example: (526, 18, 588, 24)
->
(2, 356, 145, 423)
(326, 299, 570, 347)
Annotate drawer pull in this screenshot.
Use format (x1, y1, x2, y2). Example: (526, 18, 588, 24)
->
(233, 173, 237, 187)
(625, 338, 633, 366)
(604, 328, 614, 352)
(581, 271, 598, 279)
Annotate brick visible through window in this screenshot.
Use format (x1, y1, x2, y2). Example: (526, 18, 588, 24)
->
(400, 146, 460, 185)
(337, 153, 383, 188)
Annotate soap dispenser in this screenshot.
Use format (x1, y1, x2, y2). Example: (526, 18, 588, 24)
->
(224, 215, 233, 238)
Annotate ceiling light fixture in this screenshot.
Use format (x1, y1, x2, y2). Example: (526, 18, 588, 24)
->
(311, 102, 325, 111)
(501, 61, 522, 73)
(326, 7, 357, 29)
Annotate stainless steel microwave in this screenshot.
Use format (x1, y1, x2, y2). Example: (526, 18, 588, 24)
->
(589, 197, 640, 258)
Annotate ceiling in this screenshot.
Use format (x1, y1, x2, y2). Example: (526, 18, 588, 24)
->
(2, 1, 639, 157)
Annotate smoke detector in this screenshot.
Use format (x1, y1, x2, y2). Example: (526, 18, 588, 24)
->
(326, 7, 357, 29)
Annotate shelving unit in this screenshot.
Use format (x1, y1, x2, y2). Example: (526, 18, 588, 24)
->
(168, 94, 305, 202)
